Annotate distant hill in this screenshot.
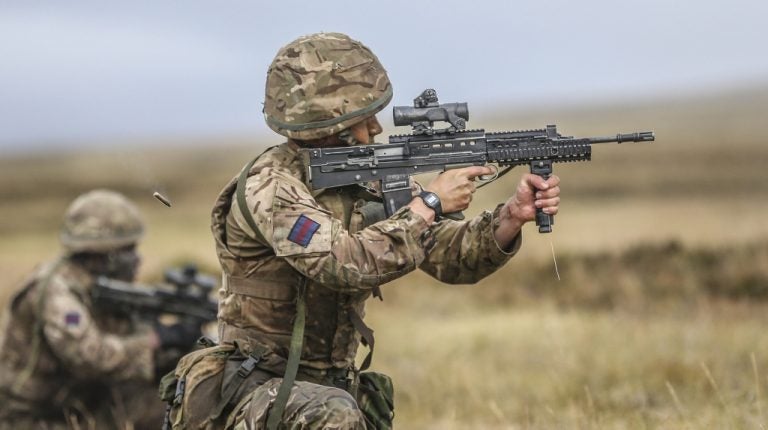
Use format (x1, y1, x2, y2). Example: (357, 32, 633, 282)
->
(476, 83, 768, 148)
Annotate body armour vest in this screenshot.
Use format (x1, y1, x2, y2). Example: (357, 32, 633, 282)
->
(211, 143, 387, 371)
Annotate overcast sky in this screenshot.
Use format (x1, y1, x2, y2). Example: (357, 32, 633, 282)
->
(1, 0, 767, 152)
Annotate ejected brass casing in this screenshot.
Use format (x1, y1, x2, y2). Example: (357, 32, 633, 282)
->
(153, 192, 172, 207)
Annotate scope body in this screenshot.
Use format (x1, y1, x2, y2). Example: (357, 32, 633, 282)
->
(392, 102, 469, 127)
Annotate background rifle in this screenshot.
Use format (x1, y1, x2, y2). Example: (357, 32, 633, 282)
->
(93, 264, 217, 325)
(303, 89, 655, 233)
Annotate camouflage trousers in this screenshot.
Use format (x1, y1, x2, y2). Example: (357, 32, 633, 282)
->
(227, 378, 366, 430)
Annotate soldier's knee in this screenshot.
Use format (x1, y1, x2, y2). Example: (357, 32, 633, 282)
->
(325, 391, 363, 417)
(296, 388, 365, 429)
(324, 387, 357, 406)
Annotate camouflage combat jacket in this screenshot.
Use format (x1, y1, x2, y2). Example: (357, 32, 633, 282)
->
(0, 258, 155, 422)
(212, 141, 521, 373)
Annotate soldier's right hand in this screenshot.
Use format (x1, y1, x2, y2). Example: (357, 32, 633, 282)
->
(155, 322, 201, 349)
(425, 166, 494, 213)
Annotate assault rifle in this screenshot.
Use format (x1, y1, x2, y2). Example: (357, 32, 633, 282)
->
(303, 89, 655, 233)
(93, 264, 218, 325)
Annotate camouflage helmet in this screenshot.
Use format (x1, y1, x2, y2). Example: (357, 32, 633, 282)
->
(60, 189, 145, 253)
(263, 32, 392, 140)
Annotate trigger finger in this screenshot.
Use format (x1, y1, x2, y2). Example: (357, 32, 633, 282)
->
(465, 165, 493, 179)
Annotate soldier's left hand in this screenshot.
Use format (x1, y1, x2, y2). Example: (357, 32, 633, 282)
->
(503, 173, 561, 226)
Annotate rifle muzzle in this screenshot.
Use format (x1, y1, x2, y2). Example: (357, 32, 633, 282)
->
(590, 131, 655, 144)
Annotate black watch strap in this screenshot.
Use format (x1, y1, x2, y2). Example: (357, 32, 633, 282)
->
(418, 191, 442, 220)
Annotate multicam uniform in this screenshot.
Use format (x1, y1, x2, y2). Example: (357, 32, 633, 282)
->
(0, 258, 159, 430)
(166, 142, 521, 429)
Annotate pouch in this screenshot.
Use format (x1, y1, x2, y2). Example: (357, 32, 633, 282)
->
(356, 371, 395, 430)
(160, 344, 236, 429)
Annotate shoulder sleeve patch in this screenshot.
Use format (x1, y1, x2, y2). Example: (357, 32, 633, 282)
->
(271, 182, 335, 257)
(64, 311, 81, 327)
(288, 215, 321, 247)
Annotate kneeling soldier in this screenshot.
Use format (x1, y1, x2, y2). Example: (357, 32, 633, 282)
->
(0, 190, 200, 430)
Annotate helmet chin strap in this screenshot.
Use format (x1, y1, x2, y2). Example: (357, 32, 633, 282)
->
(337, 129, 360, 146)
(291, 126, 376, 148)
(338, 129, 377, 146)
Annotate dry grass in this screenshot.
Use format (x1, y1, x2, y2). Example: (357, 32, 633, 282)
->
(364, 299, 768, 429)
(1, 86, 768, 428)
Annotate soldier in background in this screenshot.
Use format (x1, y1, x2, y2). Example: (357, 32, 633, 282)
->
(165, 32, 561, 429)
(0, 189, 201, 429)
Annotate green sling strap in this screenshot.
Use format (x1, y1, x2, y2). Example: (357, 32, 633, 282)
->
(235, 155, 308, 430)
(235, 154, 377, 428)
(266, 278, 307, 430)
(236, 154, 269, 245)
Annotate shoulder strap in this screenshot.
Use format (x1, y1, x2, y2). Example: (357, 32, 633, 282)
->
(236, 155, 269, 245)
(235, 148, 342, 428)
(266, 278, 307, 430)
(234, 148, 309, 430)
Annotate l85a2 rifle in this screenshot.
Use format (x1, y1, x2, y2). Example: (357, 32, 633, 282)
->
(93, 264, 218, 325)
(303, 89, 655, 233)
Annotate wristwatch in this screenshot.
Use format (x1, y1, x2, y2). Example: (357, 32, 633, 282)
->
(418, 191, 442, 220)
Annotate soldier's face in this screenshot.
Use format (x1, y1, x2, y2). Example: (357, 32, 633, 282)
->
(299, 115, 383, 149)
(349, 115, 383, 145)
(106, 244, 141, 282)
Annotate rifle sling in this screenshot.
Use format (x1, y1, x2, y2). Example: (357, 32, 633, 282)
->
(236, 154, 269, 245)
(266, 278, 307, 430)
(235, 150, 376, 427)
(235, 152, 309, 430)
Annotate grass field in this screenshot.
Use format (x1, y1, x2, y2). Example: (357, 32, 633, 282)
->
(1, 86, 767, 428)
(366, 298, 768, 429)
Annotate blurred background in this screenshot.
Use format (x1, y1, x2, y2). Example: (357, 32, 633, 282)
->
(2, 0, 767, 428)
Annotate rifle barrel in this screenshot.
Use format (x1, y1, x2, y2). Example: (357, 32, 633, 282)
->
(589, 131, 655, 144)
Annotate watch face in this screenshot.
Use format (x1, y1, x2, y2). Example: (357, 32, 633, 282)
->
(425, 194, 439, 206)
